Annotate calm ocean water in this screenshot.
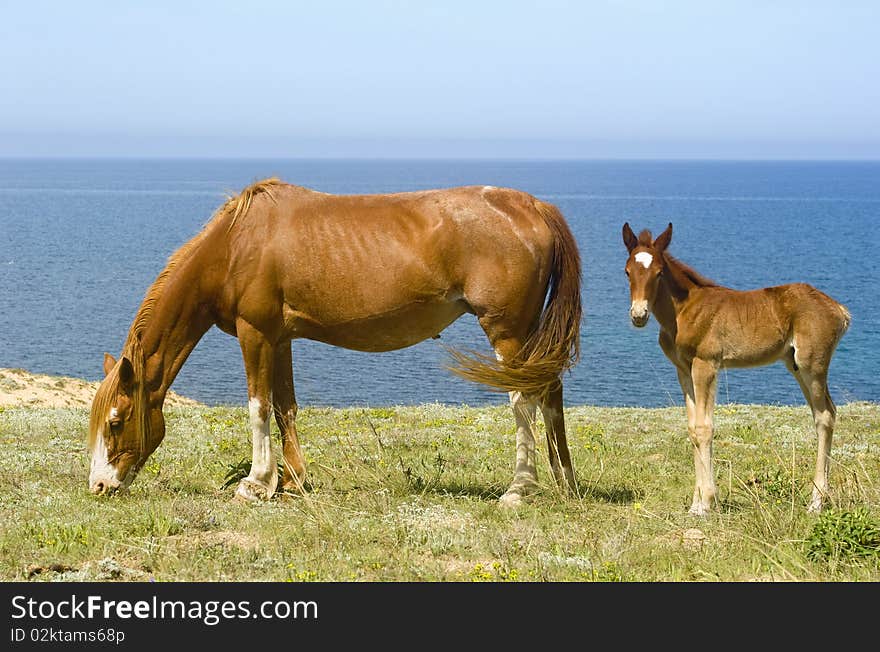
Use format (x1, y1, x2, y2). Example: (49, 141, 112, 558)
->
(0, 159, 877, 408)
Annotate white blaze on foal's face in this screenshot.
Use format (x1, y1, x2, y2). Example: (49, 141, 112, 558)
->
(634, 252, 653, 268)
(626, 250, 661, 327)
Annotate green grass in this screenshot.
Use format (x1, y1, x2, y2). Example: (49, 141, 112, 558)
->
(1, 401, 878, 582)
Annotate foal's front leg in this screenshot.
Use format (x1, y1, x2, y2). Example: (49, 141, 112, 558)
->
(689, 358, 719, 516)
(235, 320, 279, 502)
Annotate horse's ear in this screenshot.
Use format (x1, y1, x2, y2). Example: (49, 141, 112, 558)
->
(118, 356, 135, 392)
(103, 353, 117, 377)
(622, 222, 638, 252)
(653, 222, 673, 252)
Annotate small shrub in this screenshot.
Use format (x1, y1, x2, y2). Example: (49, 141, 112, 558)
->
(805, 508, 880, 562)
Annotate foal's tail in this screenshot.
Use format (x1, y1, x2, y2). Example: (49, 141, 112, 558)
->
(447, 200, 583, 397)
(837, 303, 852, 336)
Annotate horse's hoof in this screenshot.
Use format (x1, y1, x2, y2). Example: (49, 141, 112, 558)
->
(498, 491, 524, 510)
(234, 478, 273, 503)
(281, 479, 307, 495)
(807, 500, 824, 514)
(688, 503, 710, 517)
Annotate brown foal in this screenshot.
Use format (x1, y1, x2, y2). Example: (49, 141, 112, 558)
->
(88, 179, 582, 506)
(622, 222, 850, 514)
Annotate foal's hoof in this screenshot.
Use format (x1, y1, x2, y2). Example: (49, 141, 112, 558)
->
(234, 478, 274, 503)
(807, 499, 824, 514)
(687, 503, 711, 517)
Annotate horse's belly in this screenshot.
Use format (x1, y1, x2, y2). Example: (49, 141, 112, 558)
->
(287, 299, 470, 352)
(719, 334, 787, 368)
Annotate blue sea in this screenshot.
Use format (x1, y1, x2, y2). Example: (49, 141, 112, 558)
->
(0, 159, 877, 408)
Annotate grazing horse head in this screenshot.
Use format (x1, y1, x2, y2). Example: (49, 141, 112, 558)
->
(622, 222, 672, 327)
(87, 347, 165, 495)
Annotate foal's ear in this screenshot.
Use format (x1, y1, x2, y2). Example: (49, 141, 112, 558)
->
(117, 356, 135, 392)
(103, 353, 117, 377)
(653, 222, 673, 252)
(622, 222, 639, 252)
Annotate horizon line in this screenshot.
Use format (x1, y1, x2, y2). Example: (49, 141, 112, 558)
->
(2, 155, 879, 163)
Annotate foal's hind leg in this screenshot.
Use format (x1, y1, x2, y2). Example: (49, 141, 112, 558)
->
(785, 353, 836, 512)
(539, 381, 577, 495)
(273, 342, 307, 493)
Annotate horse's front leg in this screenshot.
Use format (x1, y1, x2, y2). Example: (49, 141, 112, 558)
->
(273, 342, 307, 493)
(673, 366, 701, 511)
(688, 358, 718, 516)
(234, 319, 279, 502)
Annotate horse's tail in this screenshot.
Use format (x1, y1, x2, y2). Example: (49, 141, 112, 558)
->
(835, 302, 852, 343)
(446, 200, 583, 396)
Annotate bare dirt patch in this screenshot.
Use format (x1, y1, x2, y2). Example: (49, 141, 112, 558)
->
(167, 530, 260, 551)
(0, 368, 200, 408)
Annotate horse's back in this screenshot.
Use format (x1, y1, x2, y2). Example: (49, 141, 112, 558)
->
(224, 183, 559, 348)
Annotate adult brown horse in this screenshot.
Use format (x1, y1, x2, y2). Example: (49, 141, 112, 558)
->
(88, 179, 582, 507)
(622, 222, 850, 515)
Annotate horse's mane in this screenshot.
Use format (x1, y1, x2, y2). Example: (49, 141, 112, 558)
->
(662, 253, 718, 300)
(637, 228, 717, 298)
(88, 337, 149, 455)
(663, 254, 717, 288)
(127, 177, 283, 343)
(89, 178, 283, 453)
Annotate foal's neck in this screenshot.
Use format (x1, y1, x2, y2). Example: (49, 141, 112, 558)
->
(653, 253, 719, 332)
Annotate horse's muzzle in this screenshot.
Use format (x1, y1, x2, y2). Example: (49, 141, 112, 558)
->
(89, 478, 121, 495)
(630, 300, 650, 327)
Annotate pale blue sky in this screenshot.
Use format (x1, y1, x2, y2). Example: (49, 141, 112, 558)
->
(1, 1, 878, 158)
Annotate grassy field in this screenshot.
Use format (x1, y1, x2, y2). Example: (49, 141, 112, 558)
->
(1, 401, 878, 582)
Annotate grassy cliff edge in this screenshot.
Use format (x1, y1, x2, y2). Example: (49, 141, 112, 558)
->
(0, 371, 877, 581)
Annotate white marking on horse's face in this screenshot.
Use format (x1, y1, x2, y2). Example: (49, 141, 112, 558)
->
(110, 407, 118, 419)
(630, 299, 650, 327)
(634, 252, 653, 268)
(89, 429, 121, 494)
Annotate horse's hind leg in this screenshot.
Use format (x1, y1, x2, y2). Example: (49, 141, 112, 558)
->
(499, 389, 539, 508)
(539, 382, 577, 495)
(489, 334, 539, 508)
(785, 352, 835, 512)
(234, 319, 279, 502)
(273, 342, 307, 493)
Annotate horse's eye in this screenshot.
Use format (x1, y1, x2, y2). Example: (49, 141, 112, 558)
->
(109, 420, 122, 434)
(625, 269, 630, 277)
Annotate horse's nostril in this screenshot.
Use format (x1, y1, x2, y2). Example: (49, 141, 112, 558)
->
(92, 481, 106, 494)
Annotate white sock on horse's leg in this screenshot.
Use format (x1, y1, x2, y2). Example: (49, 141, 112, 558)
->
(499, 390, 538, 507)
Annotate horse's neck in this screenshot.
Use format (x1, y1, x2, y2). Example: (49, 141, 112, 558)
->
(654, 256, 697, 333)
(652, 281, 679, 334)
(655, 254, 720, 333)
(131, 240, 222, 406)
